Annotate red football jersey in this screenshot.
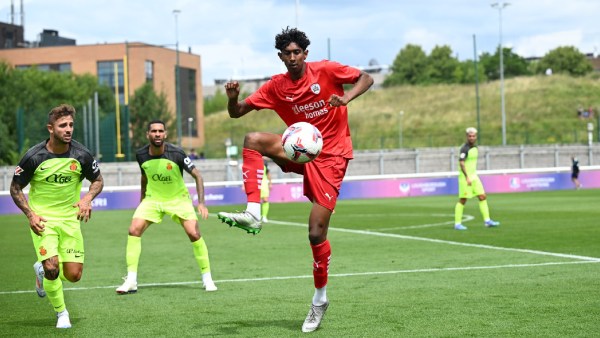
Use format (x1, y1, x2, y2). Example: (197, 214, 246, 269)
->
(245, 60, 361, 158)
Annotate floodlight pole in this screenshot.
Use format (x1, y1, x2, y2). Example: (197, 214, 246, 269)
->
(492, 2, 509, 146)
(173, 9, 182, 146)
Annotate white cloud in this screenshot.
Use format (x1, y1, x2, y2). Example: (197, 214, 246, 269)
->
(513, 30, 584, 57)
(1, 0, 599, 83)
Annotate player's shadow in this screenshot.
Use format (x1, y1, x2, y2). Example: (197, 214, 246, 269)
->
(193, 319, 300, 335)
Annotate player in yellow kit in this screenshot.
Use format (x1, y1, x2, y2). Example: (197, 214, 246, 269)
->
(454, 127, 500, 230)
(10, 104, 104, 329)
(116, 120, 216, 294)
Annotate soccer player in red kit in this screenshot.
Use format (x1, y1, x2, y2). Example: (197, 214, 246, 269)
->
(217, 27, 373, 333)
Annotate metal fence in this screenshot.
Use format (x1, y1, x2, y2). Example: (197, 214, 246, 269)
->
(1, 144, 597, 191)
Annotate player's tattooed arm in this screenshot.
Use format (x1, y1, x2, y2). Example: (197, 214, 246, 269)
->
(10, 180, 47, 235)
(75, 174, 104, 222)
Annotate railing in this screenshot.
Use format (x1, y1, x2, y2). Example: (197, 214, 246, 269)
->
(1, 144, 597, 191)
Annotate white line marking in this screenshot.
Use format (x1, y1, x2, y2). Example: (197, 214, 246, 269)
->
(376, 214, 475, 230)
(268, 219, 600, 262)
(1, 260, 596, 295)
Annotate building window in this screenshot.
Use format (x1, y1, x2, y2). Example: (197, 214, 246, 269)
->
(179, 67, 197, 137)
(14, 63, 71, 72)
(97, 60, 125, 104)
(58, 63, 72, 72)
(145, 60, 154, 84)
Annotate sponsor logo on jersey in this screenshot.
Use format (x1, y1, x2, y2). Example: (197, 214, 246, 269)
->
(151, 173, 172, 182)
(291, 99, 329, 119)
(39, 246, 47, 256)
(310, 83, 321, 94)
(14, 166, 24, 176)
(45, 174, 73, 184)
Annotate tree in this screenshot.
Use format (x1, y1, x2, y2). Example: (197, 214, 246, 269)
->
(384, 44, 428, 86)
(453, 59, 488, 84)
(479, 47, 530, 80)
(0, 63, 19, 165)
(425, 45, 460, 84)
(537, 46, 593, 76)
(128, 82, 174, 150)
(204, 87, 250, 116)
(0, 61, 114, 165)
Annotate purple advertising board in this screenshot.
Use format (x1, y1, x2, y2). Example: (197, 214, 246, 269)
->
(1, 170, 598, 214)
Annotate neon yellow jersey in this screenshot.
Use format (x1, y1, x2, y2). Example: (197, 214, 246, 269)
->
(458, 143, 478, 178)
(136, 143, 195, 201)
(12, 140, 101, 220)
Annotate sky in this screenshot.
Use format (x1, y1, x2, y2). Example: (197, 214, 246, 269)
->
(1, 0, 599, 85)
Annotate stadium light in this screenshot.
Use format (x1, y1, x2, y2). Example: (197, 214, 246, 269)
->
(173, 9, 182, 146)
(491, 2, 510, 146)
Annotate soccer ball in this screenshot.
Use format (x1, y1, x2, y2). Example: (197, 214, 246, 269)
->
(281, 122, 323, 163)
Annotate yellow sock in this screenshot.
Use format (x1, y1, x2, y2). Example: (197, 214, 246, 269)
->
(59, 263, 67, 282)
(261, 202, 270, 219)
(479, 200, 490, 221)
(192, 237, 211, 274)
(454, 202, 464, 225)
(126, 235, 142, 273)
(44, 277, 65, 313)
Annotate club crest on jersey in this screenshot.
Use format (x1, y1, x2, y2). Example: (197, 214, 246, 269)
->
(70, 161, 78, 171)
(39, 246, 47, 256)
(14, 166, 23, 176)
(310, 83, 321, 94)
(166, 163, 173, 170)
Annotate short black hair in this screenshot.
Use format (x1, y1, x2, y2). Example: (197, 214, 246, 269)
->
(275, 27, 310, 51)
(147, 119, 166, 131)
(48, 104, 76, 125)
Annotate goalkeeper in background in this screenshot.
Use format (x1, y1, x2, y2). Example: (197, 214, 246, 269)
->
(454, 127, 500, 230)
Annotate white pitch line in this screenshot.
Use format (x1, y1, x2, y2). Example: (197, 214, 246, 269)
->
(377, 214, 475, 230)
(1, 260, 597, 296)
(268, 219, 600, 262)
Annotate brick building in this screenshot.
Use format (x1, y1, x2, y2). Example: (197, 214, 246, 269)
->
(0, 41, 204, 152)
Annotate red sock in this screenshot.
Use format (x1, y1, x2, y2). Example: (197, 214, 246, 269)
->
(242, 148, 263, 203)
(311, 240, 331, 289)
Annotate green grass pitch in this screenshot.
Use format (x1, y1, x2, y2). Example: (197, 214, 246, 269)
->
(1, 189, 599, 337)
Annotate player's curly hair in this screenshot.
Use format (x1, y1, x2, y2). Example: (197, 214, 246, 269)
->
(47, 104, 76, 125)
(275, 27, 310, 51)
